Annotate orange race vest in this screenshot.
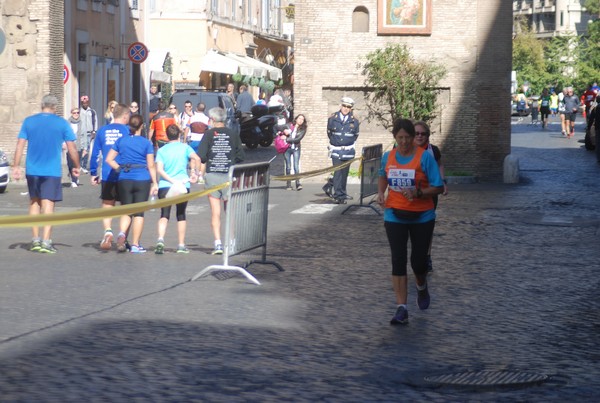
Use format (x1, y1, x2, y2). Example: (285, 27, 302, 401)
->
(150, 116, 177, 142)
(385, 147, 434, 212)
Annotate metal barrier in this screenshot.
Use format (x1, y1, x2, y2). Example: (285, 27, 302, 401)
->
(191, 162, 283, 285)
(342, 144, 383, 215)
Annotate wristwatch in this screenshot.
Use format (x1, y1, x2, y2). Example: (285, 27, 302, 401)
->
(416, 188, 423, 198)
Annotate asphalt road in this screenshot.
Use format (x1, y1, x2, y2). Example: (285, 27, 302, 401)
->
(0, 116, 599, 401)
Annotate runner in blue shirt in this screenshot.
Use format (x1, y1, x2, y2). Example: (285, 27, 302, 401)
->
(11, 95, 80, 253)
(89, 103, 130, 250)
(105, 114, 158, 254)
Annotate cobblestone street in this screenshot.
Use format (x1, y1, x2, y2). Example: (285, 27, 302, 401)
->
(0, 119, 599, 402)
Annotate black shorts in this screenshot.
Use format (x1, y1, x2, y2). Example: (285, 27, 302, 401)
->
(564, 112, 577, 122)
(26, 175, 62, 202)
(100, 181, 120, 202)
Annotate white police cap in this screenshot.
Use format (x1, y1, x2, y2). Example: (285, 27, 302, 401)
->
(341, 97, 354, 107)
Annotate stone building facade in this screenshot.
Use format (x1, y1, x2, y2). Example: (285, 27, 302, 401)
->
(0, 0, 64, 155)
(293, 1, 513, 181)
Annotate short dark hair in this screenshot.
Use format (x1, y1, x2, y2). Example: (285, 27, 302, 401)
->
(197, 102, 206, 112)
(129, 114, 144, 132)
(158, 101, 167, 111)
(166, 124, 181, 141)
(392, 118, 415, 137)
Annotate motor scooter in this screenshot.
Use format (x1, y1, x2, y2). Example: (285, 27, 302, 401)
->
(238, 104, 288, 149)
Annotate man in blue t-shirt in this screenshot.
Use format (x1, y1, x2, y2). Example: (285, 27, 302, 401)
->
(89, 103, 130, 250)
(11, 94, 80, 253)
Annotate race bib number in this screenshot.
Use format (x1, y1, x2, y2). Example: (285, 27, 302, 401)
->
(388, 168, 415, 191)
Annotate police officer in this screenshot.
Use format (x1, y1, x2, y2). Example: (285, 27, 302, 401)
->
(323, 97, 360, 204)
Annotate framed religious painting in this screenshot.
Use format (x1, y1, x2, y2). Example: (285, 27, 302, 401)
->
(378, 0, 432, 35)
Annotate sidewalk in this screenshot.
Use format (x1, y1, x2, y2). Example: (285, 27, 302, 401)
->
(0, 120, 598, 401)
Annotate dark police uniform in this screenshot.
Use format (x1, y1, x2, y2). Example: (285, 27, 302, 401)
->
(323, 101, 359, 203)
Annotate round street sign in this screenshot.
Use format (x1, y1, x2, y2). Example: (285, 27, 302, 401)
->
(127, 42, 149, 64)
(63, 64, 69, 84)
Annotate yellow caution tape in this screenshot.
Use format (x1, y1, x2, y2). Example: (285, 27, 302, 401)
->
(272, 157, 362, 181)
(0, 182, 230, 228)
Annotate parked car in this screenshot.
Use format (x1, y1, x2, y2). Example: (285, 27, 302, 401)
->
(0, 148, 9, 193)
(170, 89, 239, 135)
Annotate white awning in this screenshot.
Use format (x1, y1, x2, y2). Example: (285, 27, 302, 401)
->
(199, 50, 240, 75)
(150, 70, 171, 84)
(225, 53, 282, 81)
(147, 49, 169, 73)
(199, 51, 283, 81)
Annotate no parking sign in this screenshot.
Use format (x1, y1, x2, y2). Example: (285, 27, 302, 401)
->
(127, 42, 149, 64)
(63, 65, 69, 84)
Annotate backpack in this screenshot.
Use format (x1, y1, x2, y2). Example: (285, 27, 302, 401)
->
(274, 134, 289, 153)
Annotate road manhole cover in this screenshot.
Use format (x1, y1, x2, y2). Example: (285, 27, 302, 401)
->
(425, 370, 548, 388)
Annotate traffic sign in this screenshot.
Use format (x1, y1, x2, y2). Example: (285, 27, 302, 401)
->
(63, 64, 69, 84)
(127, 42, 149, 64)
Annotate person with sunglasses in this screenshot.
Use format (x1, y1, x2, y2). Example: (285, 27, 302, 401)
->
(129, 102, 139, 115)
(413, 121, 447, 274)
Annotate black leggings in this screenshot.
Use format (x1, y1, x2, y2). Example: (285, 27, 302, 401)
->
(384, 220, 435, 277)
(118, 180, 151, 217)
(158, 187, 189, 221)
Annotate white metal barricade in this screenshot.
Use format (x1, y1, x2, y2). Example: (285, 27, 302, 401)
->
(191, 162, 283, 285)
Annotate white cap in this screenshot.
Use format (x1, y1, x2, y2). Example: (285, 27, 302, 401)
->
(341, 97, 354, 107)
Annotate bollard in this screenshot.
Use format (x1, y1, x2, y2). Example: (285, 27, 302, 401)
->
(503, 154, 520, 184)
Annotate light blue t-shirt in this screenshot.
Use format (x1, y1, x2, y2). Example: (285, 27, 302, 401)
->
(90, 123, 130, 182)
(111, 135, 154, 181)
(18, 113, 76, 177)
(379, 148, 443, 224)
(155, 142, 195, 189)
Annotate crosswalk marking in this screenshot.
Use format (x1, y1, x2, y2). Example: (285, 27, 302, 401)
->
(290, 204, 337, 214)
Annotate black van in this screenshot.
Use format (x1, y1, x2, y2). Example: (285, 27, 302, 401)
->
(170, 90, 239, 135)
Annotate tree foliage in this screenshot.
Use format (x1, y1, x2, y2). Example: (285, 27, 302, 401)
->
(362, 44, 446, 129)
(584, 0, 600, 17)
(513, 17, 600, 94)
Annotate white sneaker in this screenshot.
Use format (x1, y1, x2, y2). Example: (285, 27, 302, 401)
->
(71, 182, 78, 188)
(80, 168, 89, 174)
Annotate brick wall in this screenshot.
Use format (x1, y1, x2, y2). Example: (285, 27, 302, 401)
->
(293, 0, 513, 182)
(0, 0, 63, 159)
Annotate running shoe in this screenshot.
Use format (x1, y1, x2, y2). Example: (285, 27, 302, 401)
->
(30, 239, 42, 252)
(100, 230, 113, 250)
(417, 283, 431, 310)
(155, 240, 165, 255)
(39, 240, 57, 254)
(211, 244, 224, 255)
(390, 306, 409, 325)
(116, 233, 127, 253)
(130, 245, 147, 254)
(176, 245, 190, 254)
(296, 184, 303, 191)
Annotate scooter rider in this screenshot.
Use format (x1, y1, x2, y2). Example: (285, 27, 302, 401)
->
(323, 97, 360, 204)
